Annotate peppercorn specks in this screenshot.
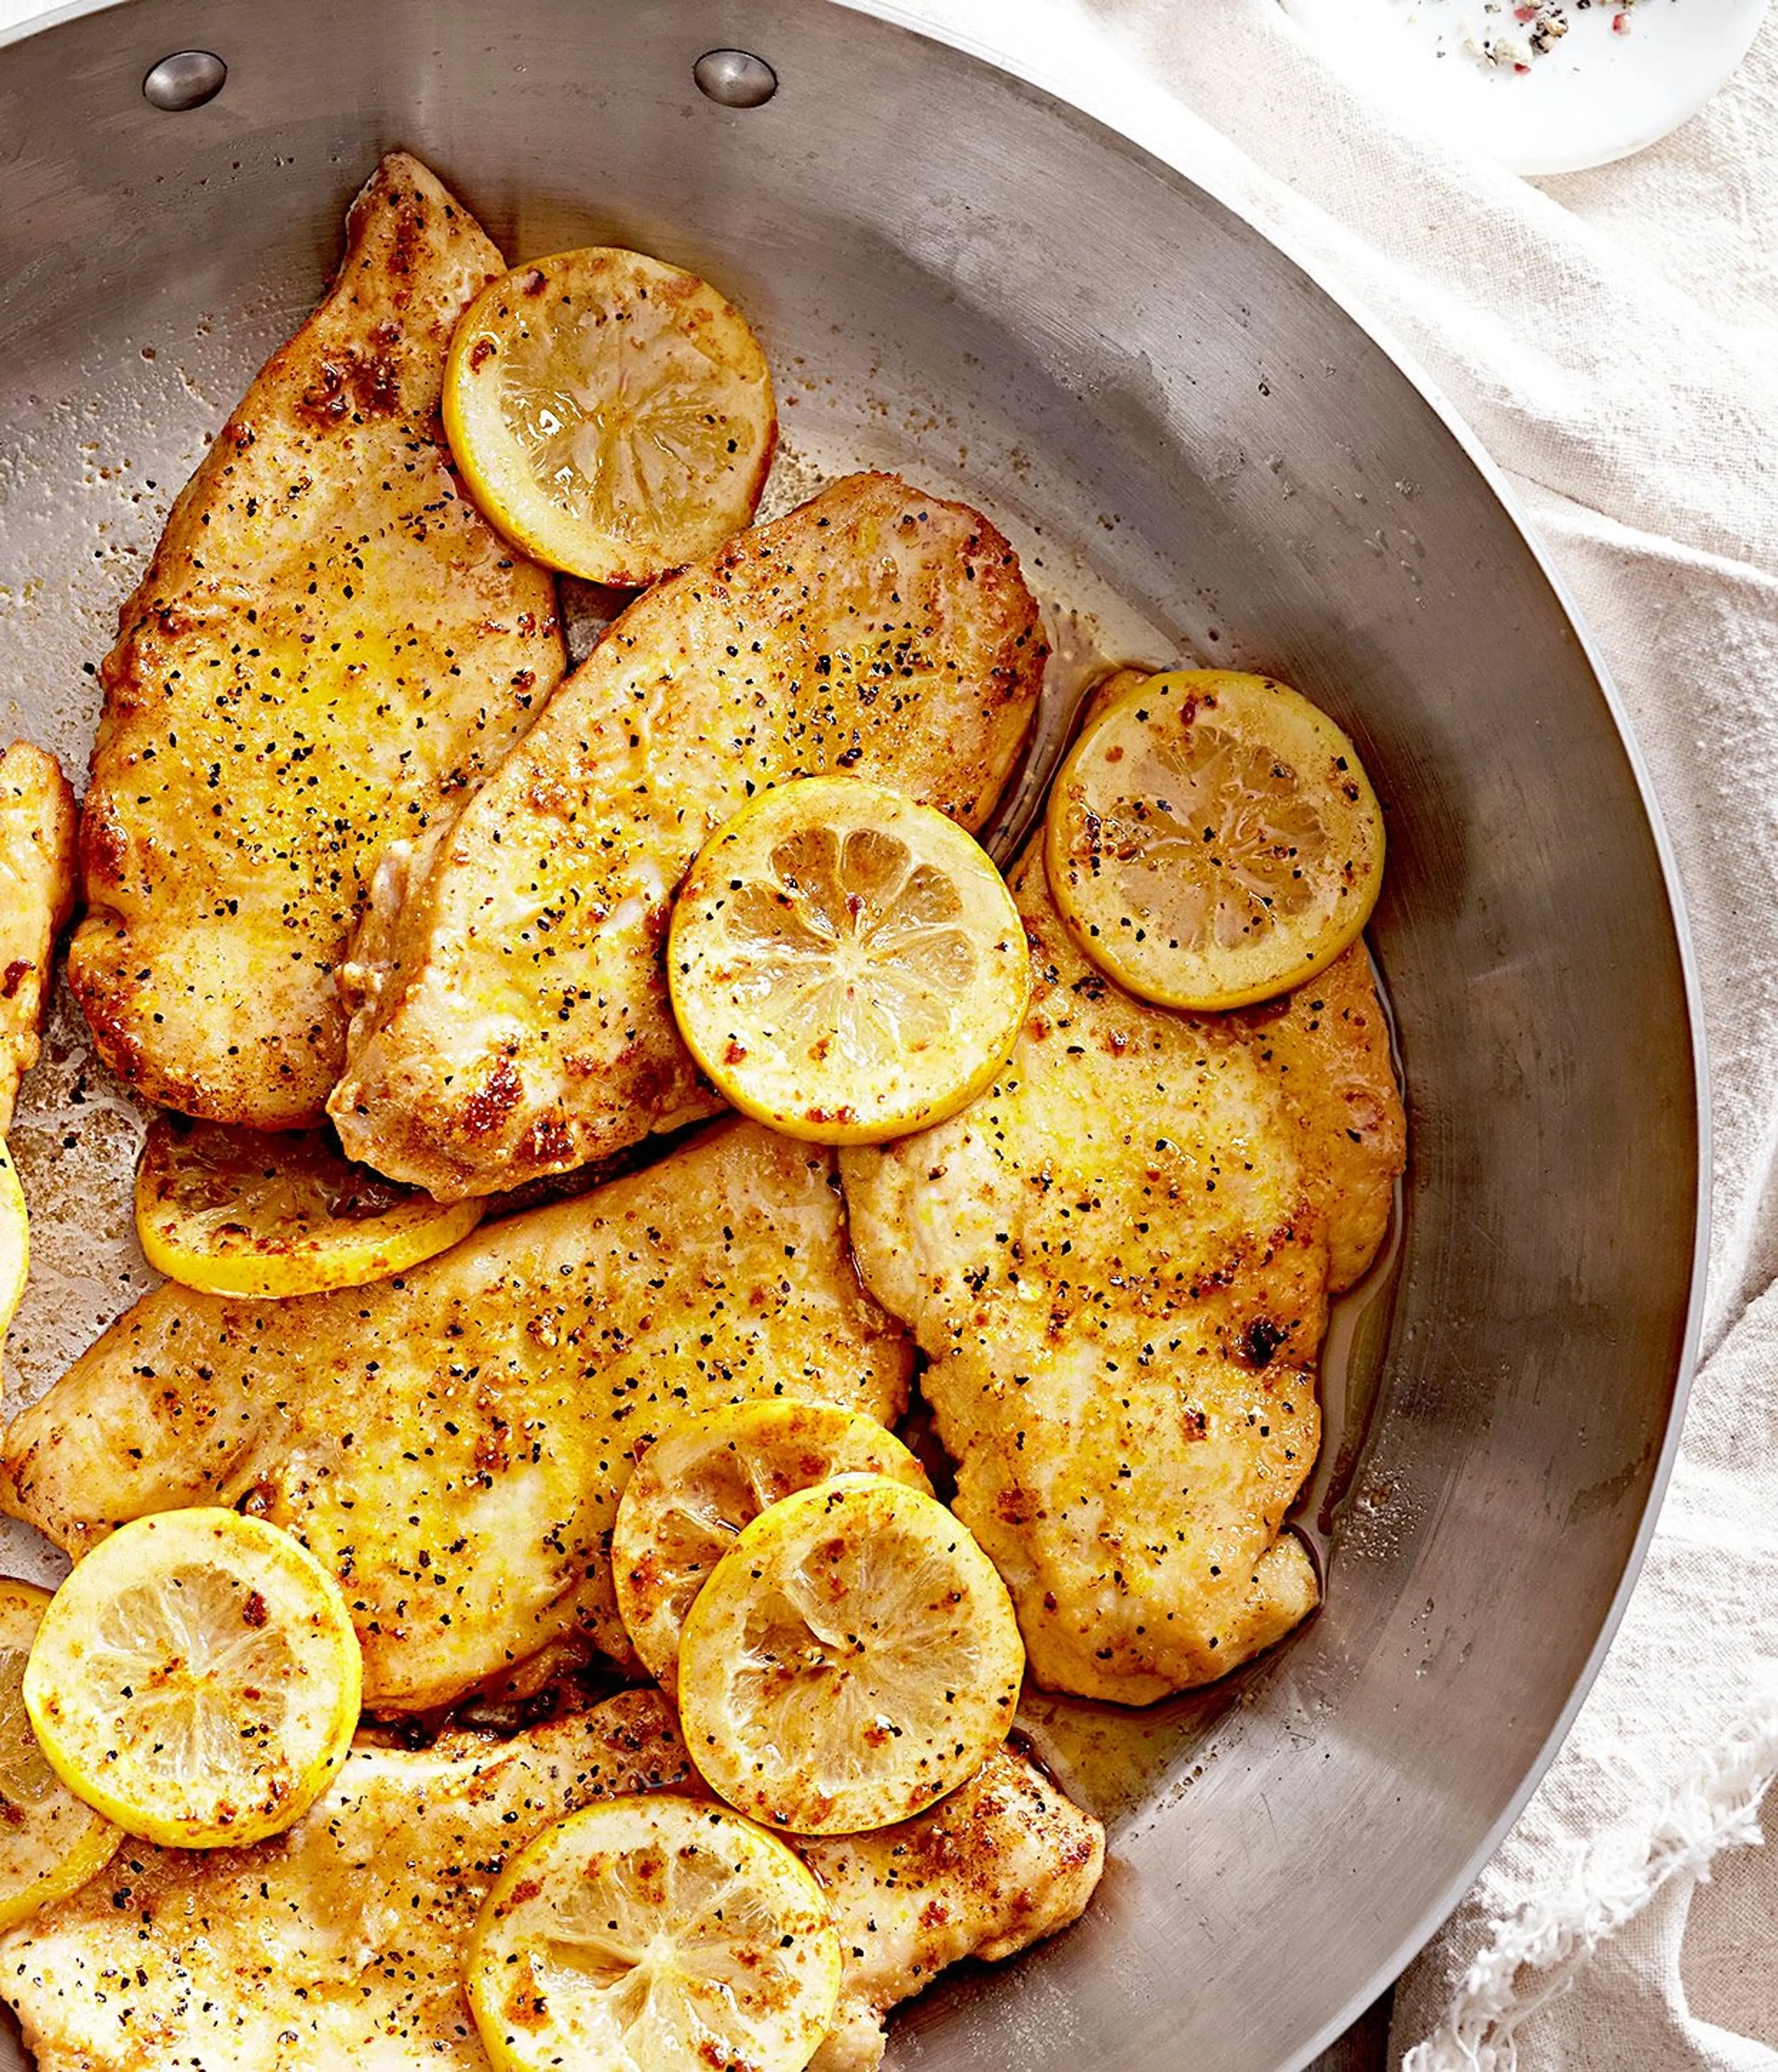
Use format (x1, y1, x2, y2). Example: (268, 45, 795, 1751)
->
(327, 471, 1046, 1200)
(841, 840, 1405, 1705)
(65, 153, 565, 1130)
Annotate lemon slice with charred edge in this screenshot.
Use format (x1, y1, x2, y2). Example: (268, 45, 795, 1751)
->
(0, 1579, 120, 1931)
(444, 246, 776, 586)
(135, 1116, 483, 1299)
(0, 1141, 25, 1359)
(678, 1474, 1025, 1836)
(669, 776, 1032, 1146)
(614, 1401, 933, 1694)
(23, 1508, 362, 1849)
(466, 1793, 841, 2072)
(1045, 668, 1386, 1011)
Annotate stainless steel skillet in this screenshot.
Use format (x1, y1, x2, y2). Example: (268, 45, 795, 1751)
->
(0, 1, 1707, 2066)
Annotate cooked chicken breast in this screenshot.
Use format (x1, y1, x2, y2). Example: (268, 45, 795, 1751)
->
(0, 742, 76, 1135)
(841, 842, 1404, 1704)
(0, 1118, 912, 1711)
(0, 1691, 689, 2072)
(1240, 936, 1405, 1294)
(0, 1688, 1101, 2072)
(68, 151, 564, 1129)
(330, 471, 1046, 1199)
(802, 1739, 1104, 2072)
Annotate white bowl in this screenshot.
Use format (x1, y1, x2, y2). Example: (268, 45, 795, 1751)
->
(1280, 0, 1767, 175)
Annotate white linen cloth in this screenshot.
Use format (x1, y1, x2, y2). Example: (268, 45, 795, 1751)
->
(0, 0, 1773, 2062)
(894, 0, 1778, 2064)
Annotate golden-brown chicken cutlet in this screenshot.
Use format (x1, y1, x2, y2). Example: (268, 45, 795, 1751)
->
(0, 741, 76, 1135)
(841, 841, 1404, 1704)
(1228, 936, 1404, 1293)
(329, 470, 1046, 1199)
(801, 1736, 1104, 2072)
(0, 1692, 689, 2072)
(0, 1688, 1101, 2072)
(68, 151, 564, 1129)
(0, 1118, 912, 1712)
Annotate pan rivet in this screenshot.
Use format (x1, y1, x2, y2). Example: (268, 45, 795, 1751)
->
(143, 50, 227, 112)
(693, 49, 777, 108)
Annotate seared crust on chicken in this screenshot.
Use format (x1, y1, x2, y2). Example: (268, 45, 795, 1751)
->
(842, 842, 1404, 1704)
(68, 151, 564, 1129)
(0, 1118, 912, 1711)
(0, 742, 77, 1134)
(0, 1689, 1102, 2072)
(1234, 934, 1404, 1294)
(802, 1738, 1104, 2072)
(329, 471, 1046, 1199)
(0, 1691, 690, 2072)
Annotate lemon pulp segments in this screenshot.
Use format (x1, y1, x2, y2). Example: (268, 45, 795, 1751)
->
(612, 1400, 932, 1691)
(677, 1474, 1026, 1835)
(0, 1580, 120, 1931)
(23, 1507, 362, 1848)
(444, 245, 776, 585)
(1044, 668, 1385, 1011)
(135, 1116, 483, 1299)
(0, 1140, 26, 1346)
(669, 776, 1032, 1145)
(467, 1793, 841, 2072)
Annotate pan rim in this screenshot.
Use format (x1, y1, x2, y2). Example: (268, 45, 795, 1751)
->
(831, 1, 1712, 2060)
(0, 0, 1712, 2065)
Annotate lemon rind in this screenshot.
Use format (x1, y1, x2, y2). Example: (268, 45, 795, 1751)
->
(0, 1579, 122, 1933)
(442, 246, 776, 588)
(133, 1127, 484, 1300)
(466, 1792, 841, 2072)
(1044, 668, 1384, 1013)
(22, 1508, 363, 1850)
(612, 1399, 931, 1688)
(0, 1143, 28, 1343)
(668, 776, 1033, 1148)
(677, 1473, 1026, 1837)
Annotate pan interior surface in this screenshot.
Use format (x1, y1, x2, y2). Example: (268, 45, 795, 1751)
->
(0, 3, 1702, 2068)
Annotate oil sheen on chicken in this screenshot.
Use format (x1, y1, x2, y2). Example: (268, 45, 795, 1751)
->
(0, 1690, 1103, 2072)
(329, 471, 1045, 1200)
(841, 841, 1405, 1704)
(68, 152, 564, 1129)
(0, 1119, 912, 1712)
